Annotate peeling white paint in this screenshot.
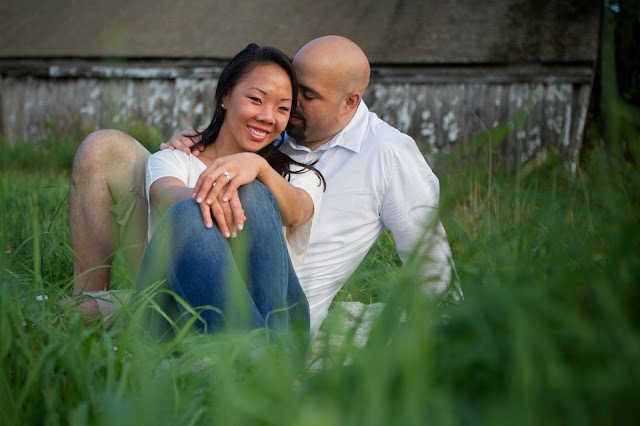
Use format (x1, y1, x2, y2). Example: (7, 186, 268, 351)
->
(1, 73, 589, 168)
(442, 111, 459, 143)
(90, 66, 180, 79)
(562, 103, 572, 147)
(420, 121, 436, 146)
(546, 84, 570, 103)
(49, 66, 62, 77)
(546, 115, 564, 136)
(80, 103, 95, 116)
(193, 67, 222, 76)
(419, 109, 436, 145)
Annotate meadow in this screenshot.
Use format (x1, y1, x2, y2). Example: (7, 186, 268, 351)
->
(2, 49, 640, 426)
(1, 110, 639, 425)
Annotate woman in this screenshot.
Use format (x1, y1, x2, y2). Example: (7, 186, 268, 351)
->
(133, 44, 324, 341)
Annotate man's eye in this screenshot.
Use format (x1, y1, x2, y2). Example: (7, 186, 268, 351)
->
(302, 93, 314, 101)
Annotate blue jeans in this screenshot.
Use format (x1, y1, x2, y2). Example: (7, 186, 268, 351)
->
(133, 181, 309, 342)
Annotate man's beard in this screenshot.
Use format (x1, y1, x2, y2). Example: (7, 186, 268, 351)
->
(286, 118, 306, 141)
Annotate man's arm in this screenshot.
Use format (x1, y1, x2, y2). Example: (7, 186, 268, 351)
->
(380, 139, 462, 303)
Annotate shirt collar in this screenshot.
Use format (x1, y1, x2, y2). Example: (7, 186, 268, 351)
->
(285, 100, 369, 153)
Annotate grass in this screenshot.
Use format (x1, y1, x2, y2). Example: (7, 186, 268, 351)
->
(2, 37, 640, 425)
(2, 115, 639, 425)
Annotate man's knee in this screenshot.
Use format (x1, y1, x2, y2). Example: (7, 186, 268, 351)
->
(73, 130, 134, 168)
(71, 130, 141, 202)
(72, 130, 138, 183)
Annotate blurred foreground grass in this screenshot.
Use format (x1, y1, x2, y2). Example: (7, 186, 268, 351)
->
(2, 18, 640, 421)
(1, 110, 639, 425)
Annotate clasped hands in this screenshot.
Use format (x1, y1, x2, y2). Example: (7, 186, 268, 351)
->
(161, 130, 265, 238)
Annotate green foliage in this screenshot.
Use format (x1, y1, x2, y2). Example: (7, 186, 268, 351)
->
(2, 114, 639, 424)
(2, 8, 640, 423)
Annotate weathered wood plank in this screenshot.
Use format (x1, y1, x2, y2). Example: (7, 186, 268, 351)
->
(0, 68, 590, 169)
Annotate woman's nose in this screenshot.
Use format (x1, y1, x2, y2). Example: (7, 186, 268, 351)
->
(257, 107, 275, 124)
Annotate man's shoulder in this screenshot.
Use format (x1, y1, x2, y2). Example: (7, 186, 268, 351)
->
(362, 111, 420, 156)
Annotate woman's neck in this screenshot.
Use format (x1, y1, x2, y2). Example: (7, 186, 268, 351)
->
(199, 128, 243, 163)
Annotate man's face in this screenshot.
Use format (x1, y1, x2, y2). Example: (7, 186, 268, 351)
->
(286, 58, 343, 149)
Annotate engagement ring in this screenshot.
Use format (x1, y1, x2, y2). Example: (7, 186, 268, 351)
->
(224, 171, 230, 184)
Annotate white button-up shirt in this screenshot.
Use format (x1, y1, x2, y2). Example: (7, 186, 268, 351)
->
(282, 100, 460, 337)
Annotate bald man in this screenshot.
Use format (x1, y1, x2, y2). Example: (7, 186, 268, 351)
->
(280, 36, 460, 334)
(69, 36, 461, 335)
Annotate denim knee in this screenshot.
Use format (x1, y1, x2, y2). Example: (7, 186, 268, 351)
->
(163, 198, 206, 233)
(237, 181, 281, 223)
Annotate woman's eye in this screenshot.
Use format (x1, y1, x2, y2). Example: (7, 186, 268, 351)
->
(279, 106, 290, 112)
(249, 97, 262, 103)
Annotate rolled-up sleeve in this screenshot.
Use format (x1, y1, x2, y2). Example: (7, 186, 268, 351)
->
(145, 150, 190, 203)
(286, 167, 324, 267)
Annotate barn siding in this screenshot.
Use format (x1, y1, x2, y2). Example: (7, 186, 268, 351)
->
(0, 62, 592, 168)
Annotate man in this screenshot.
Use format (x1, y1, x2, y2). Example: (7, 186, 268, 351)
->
(70, 36, 461, 335)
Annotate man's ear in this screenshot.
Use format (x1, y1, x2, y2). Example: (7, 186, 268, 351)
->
(343, 91, 361, 113)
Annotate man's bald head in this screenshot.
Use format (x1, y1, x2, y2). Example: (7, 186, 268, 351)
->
(286, 36, 371, 150)
(293, 35, 370, 98)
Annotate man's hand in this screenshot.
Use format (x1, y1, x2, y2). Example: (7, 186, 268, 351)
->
(160, 129, 204, 157)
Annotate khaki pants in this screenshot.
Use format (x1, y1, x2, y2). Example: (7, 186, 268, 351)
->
(83, 139, 150, 325)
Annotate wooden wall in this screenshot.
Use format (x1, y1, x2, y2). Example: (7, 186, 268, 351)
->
(0, 0, 601, 168)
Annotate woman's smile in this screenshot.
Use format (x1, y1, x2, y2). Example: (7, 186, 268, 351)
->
(215, 63, 292, 156)
(247, 125, 269, 140)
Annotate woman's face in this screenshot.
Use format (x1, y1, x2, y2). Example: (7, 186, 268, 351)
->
(218, 63, 293, 154)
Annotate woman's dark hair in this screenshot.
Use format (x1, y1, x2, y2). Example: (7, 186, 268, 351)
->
(192, 43, 325, 189)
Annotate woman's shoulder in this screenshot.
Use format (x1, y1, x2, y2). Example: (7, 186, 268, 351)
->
(150, 148, 190, 161)
(150, 149, 201, 167)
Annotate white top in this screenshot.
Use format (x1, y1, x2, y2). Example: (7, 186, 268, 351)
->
(145, 149, 323, 267)
(281, 100, 462, 337)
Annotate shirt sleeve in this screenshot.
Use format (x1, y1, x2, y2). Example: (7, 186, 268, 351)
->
(380, 136, 462, 301)
(286, 166, 324, 267)
(145, 149, 191, 203)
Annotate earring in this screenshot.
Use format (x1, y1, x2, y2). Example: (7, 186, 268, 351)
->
(221, 103, 225, 108)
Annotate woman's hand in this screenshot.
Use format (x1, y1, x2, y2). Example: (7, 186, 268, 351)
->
(199, 192, 245, 238)
(160, 129, 204, 157)
(192, 152, 269, 235)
